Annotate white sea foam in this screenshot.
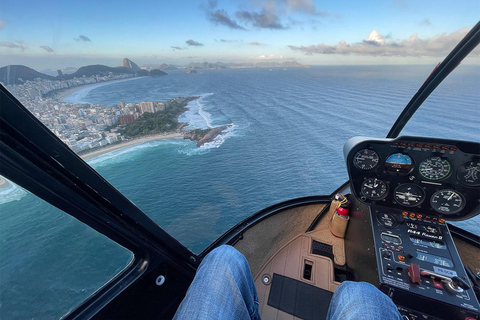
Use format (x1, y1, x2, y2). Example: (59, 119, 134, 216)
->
(87, 139, 189, 167)
(181, 123, 236, 155)
(179, 93, 215, 130)
(0, 178, 27, 205)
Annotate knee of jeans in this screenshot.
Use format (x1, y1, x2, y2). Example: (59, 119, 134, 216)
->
(203, 245, 247, 268)
(336, 281, 377, 296)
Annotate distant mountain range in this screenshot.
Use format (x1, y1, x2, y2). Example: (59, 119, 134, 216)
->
(0, 58, 307, 85)
(0, 59, 167, 85)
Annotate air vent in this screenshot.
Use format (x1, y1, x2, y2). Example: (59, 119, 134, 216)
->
(312, 240, 334, 260)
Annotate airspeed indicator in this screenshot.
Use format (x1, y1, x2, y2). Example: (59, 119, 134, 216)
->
(419, 157, 451, 181)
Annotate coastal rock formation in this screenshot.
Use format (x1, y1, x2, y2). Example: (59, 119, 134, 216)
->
(183, 125, 229, 147)
(187, 68, 198, 74)
(123, 58, 141, 71)
(149, 69, 168, 77)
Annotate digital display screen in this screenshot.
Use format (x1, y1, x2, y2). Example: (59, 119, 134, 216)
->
(410, 236, 446, 250)
(416, 251, 453, 268)
(381, 233, 401, 244)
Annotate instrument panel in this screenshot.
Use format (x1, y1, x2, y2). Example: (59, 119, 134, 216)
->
(344, 136, 480, 220)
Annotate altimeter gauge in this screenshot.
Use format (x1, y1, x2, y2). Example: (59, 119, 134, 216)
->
(354, 149, 380, 170)
(430, 190, 465, 214)
(457, 160, 480, 186)
(419, 157, 451, 181)
(361, 178, 388, 200)
(394, 183, 425, 207)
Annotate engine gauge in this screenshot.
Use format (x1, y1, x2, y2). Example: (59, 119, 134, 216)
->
(361, 178, 388, 200)
(354, 149, 379, 170)
(385, 153, 413, 175)
(419, 157, 451, 181)
(457, 160, 480, 186)
(430, 190, 465, 214)
(394, 183, 425, 207)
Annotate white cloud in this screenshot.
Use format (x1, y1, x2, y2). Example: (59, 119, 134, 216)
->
(258, 54, 284, 59)
(288, 28, 471, 57)
(0, 40, 26, 51)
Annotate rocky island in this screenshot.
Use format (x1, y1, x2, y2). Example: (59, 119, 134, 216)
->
(183, 126, 230, 147)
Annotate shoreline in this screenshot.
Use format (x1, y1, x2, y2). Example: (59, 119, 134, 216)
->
(81, 132, 183, 160)
(53, 76, 147, 102)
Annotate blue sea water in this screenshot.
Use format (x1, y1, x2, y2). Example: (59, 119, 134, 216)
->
(1, 66, 479, 319)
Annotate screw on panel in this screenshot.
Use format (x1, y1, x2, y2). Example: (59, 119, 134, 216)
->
(156, 275, 165, 286)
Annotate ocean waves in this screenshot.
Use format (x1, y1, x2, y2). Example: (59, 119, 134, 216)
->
(0, 178, 27, 205)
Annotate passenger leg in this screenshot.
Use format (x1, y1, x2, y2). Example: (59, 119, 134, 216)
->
(173, 245, 261, 320)
(327, 281, 402, 320)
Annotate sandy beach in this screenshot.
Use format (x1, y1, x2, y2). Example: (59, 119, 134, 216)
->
(54, 76, 147, 101)
(81, 132, 184, 160)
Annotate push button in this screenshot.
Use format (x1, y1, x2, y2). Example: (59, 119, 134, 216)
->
(433, 279, 443, 289)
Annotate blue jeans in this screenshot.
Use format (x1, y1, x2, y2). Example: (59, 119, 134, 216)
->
(174, 246, 402, 320)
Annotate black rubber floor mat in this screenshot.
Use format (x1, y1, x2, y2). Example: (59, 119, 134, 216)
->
(267, 273, 333, 320)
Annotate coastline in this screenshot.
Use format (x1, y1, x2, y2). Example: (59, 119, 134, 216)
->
(81, 132, 183, 160)
(54, 76, 147, 101)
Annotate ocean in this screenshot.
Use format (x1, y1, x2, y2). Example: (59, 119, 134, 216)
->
(1, 65, 479, 319)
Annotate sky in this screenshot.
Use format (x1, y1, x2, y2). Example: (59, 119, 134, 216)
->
(0, 0, 479, 69)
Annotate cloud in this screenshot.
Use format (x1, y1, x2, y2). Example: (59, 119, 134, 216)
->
(217, 39, 242, 43)
(249, 41, 265, 46)
(420, 18, 432, 26)
(0, 40, 26, 51)
(75, 35, 91, 42)
(258, 54, 284, 59)
(236, 10, 285, 29)
(288, 28, 470, 57)
(206, 3, 247, 30)
(0, 20, 4, 30)
(171, 46, 187, 50)
(283, 0, 334, 17)
(186, 39, 204, 46)
(40, 45, 54, 52)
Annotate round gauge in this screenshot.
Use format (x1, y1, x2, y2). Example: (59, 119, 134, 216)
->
(361, 178, 388, 200)
(457, 161, 480, 186)
(394, 184, 425, 207)
(419, 157, 451, 181)
(385, 153, 414, 175)
(376, 212, 398, 229)
(431, 190, 465, 214)
(354, 149, 380, 170)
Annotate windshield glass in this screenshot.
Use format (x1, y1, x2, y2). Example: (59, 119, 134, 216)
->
(1, 1, 479, 318)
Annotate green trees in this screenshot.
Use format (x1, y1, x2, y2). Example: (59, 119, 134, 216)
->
(121, 97, 198, 137)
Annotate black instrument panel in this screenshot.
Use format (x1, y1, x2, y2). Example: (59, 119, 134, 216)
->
(344, 136, 480, 221)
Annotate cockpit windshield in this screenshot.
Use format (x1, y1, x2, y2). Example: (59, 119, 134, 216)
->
(0, 1, 479, 319)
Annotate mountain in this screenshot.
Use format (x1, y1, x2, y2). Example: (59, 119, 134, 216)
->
(40, 67, 78, 77)
(158, 63, 178, 70)
(149, 69, 168, 76)
(123, 58, 141, 71)
(59, 65, 142, 80)
(188, 62, 227, 69)
(0, 65, 55, 85)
